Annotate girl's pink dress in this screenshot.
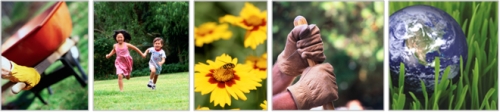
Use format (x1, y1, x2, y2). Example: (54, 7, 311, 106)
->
(114, 43, 133, 76)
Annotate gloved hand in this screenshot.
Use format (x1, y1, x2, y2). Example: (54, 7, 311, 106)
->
(287, 63, 338, 110)
(277, 24, 326, 76)
(5, 61, 41, 91)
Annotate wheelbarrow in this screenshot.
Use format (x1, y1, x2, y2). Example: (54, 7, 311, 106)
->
(1, 1, 87, 105)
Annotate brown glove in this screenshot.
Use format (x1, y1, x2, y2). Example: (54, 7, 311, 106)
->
(287, 63, 338, 110)
(277, 24, 326, 76)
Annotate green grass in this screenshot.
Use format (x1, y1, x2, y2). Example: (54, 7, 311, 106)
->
(93, 72, 189, 110)
(390, 2, 498, 110)
(1, 75, 88, 110)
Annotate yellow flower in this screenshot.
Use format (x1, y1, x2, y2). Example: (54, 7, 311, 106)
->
(196, 105, 240, 110)
(245, 53, 267, 79)
(219, 2, 267, 50)
(195, 53, 262, 107)
(260, 100, 267, 110)
(196, 106, 210, 110)
(195, 22, 232, 47)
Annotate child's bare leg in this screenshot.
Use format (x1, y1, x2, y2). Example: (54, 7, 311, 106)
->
(153, 75, 158, 84)
(147, 66, 156, 88)
(118, 74, 123, 92)
(149, 66, 156, 80)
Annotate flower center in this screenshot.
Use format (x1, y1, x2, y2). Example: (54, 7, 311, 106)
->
(213, 69, 234, 82)
(245, 15, 262, 26)
(253, 61, 266, 71)
(196, 29, 213, 37)
(242, 15, 266, 32)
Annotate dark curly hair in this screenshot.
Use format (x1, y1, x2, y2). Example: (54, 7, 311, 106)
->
(113, 30, 131, 42)
(153, 37, 164, 44)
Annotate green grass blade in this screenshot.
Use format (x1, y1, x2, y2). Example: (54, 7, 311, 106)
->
(479, 88, 495, 109)
(440, 66, 451, 90)
(459, 55, 464, 94)
(421, 80, 428, 110)
(398, 94, 406, 109)
(409, 92, 422, 109)
(455, 85, 468, 110)
(433, 57, 440, 109)
(491, 100, 497, 110)
(399, 62, 405, 94)
(472, 58, 480, 109)
(462, 19, 469, 33)
(433, 91, 441, 109)
(480, 19, 488, 52)
(467, 4, 478, 42)
(449, 95, 455, 109)
(484, 58, 496, 75)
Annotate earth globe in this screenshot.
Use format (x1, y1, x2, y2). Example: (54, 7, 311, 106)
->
(389, 5, 468, 95)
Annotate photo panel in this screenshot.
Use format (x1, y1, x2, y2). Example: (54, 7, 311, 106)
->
(1, 1, 89, 110)
(92, 1, 189, 110)
(272, 1, 384, 110)
(389, 1, 498, 110)
(194, 1, 268, 110)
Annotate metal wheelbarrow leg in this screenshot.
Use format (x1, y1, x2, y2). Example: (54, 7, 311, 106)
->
(60, 56, 86, 87)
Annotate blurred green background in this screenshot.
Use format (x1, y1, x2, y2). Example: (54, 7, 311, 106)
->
(1, 1, 88, 110)
(273, 2, 384, 110)
(93, 2, 189, 80)
(194, 2, 267, 110)
(389, 2, 498, 110)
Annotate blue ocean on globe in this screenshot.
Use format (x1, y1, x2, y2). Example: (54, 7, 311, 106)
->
(389, 5, 468, 95)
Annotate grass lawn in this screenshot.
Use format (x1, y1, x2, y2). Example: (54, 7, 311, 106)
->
(93, 72, 189, 110)
(1, 74, 88, 110)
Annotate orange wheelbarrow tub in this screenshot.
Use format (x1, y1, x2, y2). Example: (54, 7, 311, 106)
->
(2, 1, 73, 67)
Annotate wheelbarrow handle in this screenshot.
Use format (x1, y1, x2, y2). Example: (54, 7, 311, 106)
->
(1, 81, 26, 94)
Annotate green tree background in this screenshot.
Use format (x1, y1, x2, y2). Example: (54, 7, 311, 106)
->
(273, 2, 384, 109)
(93, 2, 189, 80)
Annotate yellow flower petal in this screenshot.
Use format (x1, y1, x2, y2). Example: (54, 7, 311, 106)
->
(260, 100, 267, 110)
(218, 2, 267, 50)
(225, 84, 239, 100)
(219, 15, 251, 30)
(196, 106, 210, 110)
(244, 27, 267, 49)
(229, 85, 247, 100)
(195, 22, 233, 47)
(196, 106, 239, 110)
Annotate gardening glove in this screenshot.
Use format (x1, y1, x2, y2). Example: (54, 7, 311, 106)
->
(277, 24, 326, 76)
(8, 61, 41, 91)
(287, 63, 338, 110)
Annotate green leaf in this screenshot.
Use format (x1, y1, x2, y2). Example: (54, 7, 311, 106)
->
(479, 88, 495, 109)
(421, 80, 428, 110)
(409, 92, 422, 109)
(399, 62, 405, 94)
(472, 58, 480, 109)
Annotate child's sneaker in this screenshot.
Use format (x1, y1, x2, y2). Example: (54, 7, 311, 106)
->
(151, 85, 156, 90)
(147, 81, 153, 88)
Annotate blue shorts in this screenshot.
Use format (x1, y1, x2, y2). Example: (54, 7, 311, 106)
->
(149, 63, 162, 75)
